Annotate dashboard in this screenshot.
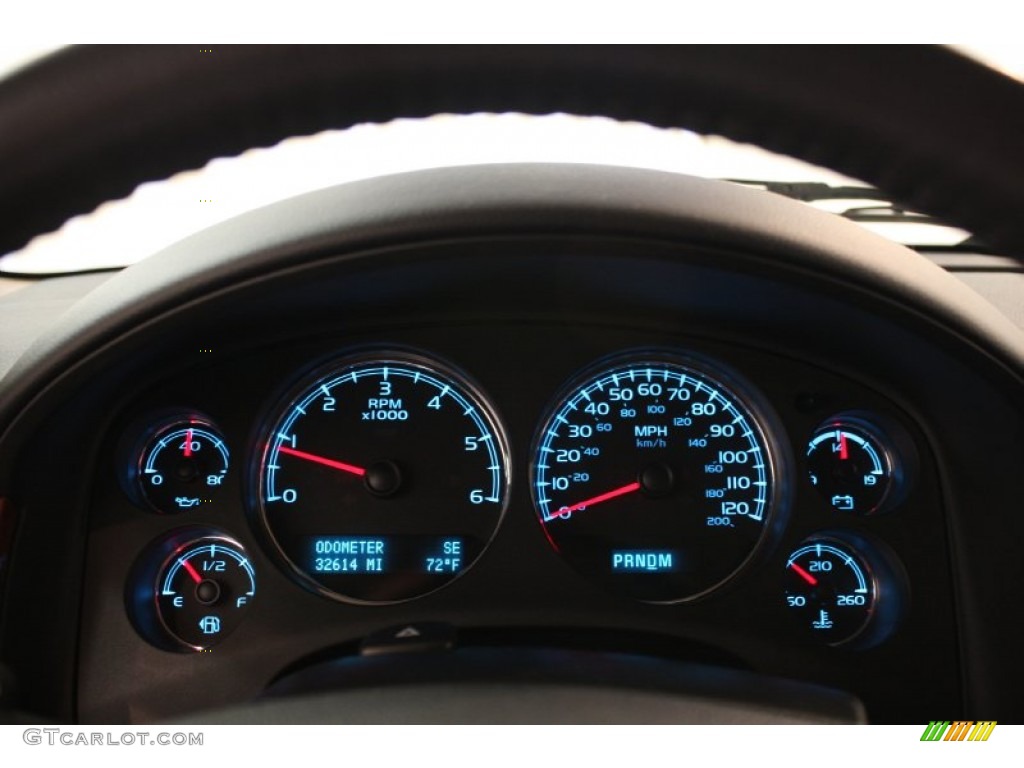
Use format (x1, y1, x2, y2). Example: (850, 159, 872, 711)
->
(1, 164, 1023, 724)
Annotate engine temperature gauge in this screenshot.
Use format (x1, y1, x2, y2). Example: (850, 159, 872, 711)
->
(783, 533, 905, 648)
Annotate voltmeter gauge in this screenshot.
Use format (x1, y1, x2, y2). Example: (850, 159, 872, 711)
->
(806, 413, 914, 515)
(128, 530, 256, 652)
(783, 533, 905, 648)
(123, 414, 230, 514)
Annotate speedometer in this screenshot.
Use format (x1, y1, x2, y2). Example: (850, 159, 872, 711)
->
(532, 351, 788, 602)
(254, 350, 510, 604)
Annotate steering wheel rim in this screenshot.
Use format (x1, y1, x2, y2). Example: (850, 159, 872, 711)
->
(1, 44, 1023, 259)
(1, 44, 1023, 725)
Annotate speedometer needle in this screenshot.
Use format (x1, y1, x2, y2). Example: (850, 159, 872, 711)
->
(552, 481, 642, 518)
(277, 445, 367, 477)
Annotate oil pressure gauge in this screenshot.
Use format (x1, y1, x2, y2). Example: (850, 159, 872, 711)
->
(121, 412, 230, 514)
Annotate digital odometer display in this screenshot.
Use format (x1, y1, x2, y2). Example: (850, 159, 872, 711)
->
(532, 352, 785, 602)
(255, 351, 509, 603)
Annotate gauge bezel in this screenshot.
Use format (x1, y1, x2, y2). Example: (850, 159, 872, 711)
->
(126, 528, 254, 653)
(249, 347, 512, 606)
(116, 410, 230, 515)
(529, 348, 792, 604)
(783, 531, 908, 649)
(806, 411, 917, 516)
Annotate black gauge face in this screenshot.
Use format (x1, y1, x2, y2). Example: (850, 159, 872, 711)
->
(783, 533, 905, 648)
(806, 414, 904, 515)
(255, 351, 510, 603)
(531, 352, 786, 602)
(132, 417, 229, 513)
(784, 536, 875, 646)
(128, 531, 256, 652)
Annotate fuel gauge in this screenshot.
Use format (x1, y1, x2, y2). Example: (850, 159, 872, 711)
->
(128, 529, 256, 652)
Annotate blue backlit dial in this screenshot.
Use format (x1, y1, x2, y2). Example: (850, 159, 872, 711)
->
(532, 352, 787, 602)
(128, 530, 256, 652)
(806, 413, 912, 515)
(130, 416, 230, 514)
(784, 533, 905, 648)
(255, 351, 510, 604)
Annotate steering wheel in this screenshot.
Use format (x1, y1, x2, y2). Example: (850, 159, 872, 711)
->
(2, 45, 1023, 259)
(1, 45, 1023, 724)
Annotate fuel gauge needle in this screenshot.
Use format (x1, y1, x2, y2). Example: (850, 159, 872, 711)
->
(181, 558, 202, 584)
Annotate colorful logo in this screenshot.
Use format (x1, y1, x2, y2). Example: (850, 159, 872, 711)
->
(920, 721, 997, 741)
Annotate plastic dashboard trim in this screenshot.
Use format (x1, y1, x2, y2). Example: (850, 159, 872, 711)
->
(2, 165, 1022, 452)
(0, 165, 1022, 722)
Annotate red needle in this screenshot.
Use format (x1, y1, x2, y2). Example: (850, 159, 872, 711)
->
(551, 481, 642, 518)
(181, 558, 202, 584)
(278, 445, 367, 477)
(838, 430, 849, 460)
(789, 561, 818, 586)
(183, 428, 193, 458)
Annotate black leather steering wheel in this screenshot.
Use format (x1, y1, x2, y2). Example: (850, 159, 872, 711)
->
(1, 45, 1023, 259)
(2, 44, 1024, 725)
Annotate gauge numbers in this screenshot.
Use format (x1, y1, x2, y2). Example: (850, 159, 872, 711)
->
(784, 533, 905, 648)
(785, 538, 874, 646)
(256, 351, 509, 604)
(532, 352, 786, 602)
(121, 413, 230, 514)
(128, 530, 256, 652)
(807, 413, 913, 515)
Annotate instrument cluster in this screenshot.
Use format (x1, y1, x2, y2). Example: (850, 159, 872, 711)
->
(109, 332, 926, 656)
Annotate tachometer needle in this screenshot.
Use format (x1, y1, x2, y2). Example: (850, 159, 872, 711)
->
(789, 561, 818, 586)
(277, 445, 367, 477)
(551, 481, 642, 519)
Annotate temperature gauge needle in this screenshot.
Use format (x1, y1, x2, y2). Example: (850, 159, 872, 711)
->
(277, 445, 367, 477)
(789, 561, 818, 586)
(551, 481, 642, 519)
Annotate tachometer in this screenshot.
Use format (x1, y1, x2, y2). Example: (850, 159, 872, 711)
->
(532, 351, 788, 602)
(254, 350, 509, 604)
